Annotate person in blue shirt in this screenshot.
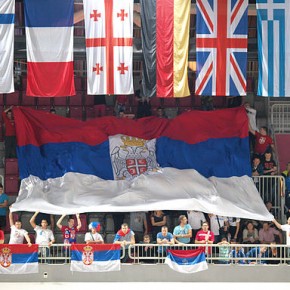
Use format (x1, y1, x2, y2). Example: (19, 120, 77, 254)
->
(0, 184, 8, 230)
(246, 245, 269, 264)
(173, 215, 192, 244)
(156, 226, 174, 256)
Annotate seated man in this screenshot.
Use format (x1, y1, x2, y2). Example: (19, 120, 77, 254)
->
(114, 223, 135, 263)
(246, 245, 269, 264)
(259, 221, 282, 244)
(84, 222, 104, 244)
(9, 207, 31, 246)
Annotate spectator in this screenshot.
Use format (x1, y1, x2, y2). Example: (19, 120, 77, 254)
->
(242, 221, 259, 244)
(8, 207, 31, 246)
(30, 212, 55, 261)
(150, 210, 167, 241)
(56, 214, 82, 245)
(35, 212, 55, 232)
(140, 234, 156, 264)
(0, 228, 4, 244)
(2, 105, 17, 158)
(156, 226, 174, 256)
(186, 210, 206, 242)
(258, 221, 282, 244)
(173, 215, 192, 245)
(156, 107, 167, 119)
(267, 242, 280, 265)
(195, 221, 215, 256)
(282, 162, 290, 178)
(249, 125, 275, 159)
(84, 222, 104, 244)
(115, 95, 127, 116)
(284, 171, 290, 219)
(228, 217, 241, 242)
(229, 240, 246, 264)
(0, 184, 8, 230)
(272, 217, 290, 262)
(246, 245, 269, 264)
(217, 237, 230, 264)
(114, 223, 135, 263)
(262, 151, 277, 176)
(252, 156, 263, 190)
(129, 211, 148, 243)
(208, 214, 229, 243)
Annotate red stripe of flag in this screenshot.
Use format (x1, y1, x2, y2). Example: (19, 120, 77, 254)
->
(0, 244, 38, 254)
(156, 0, 174, 97)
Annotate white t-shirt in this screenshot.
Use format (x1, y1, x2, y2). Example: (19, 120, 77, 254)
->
(34, 225, 54, 246)
(187, 211, 206, 230)
(281, 224, 290, 246)
(209, 215, 228, 235)
(9, 225, 28, 244)
(84, 232, 104, 243)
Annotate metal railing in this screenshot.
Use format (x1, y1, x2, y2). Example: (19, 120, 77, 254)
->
(37, 243, 290, 265)
(270, 103, 290, 133)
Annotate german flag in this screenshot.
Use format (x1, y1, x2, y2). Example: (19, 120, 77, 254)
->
(140, 0, 190, 98)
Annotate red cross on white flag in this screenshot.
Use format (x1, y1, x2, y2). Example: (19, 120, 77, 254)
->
(83, 0, 133, 95)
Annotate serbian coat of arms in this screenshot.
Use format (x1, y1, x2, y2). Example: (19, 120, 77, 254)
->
(0, 247, 12, 268)
(109, 134, 159, 180)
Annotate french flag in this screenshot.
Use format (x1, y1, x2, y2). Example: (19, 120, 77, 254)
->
(70, 244, 121, 272)
(24, 0, 75, 97)
(0, 244, 38, 274)
(165, 249, 208, 274)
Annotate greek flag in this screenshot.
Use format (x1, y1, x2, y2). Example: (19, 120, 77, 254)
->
(256, 0, 290, 97)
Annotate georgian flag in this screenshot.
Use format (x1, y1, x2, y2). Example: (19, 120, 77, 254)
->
(0, 0, 14, 93)
(83, 0, 133, 95)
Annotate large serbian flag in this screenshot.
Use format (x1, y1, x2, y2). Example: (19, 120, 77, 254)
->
(70, 244, 121, 272)
(11, 106, 273, 222)
(165, 249, 208, 274)
(195, 0, 248, 96)
(140, 0, 190, 98)
(83, 0, 133, 95)
(0, 244, 38, 275)
(256, 0, 290, 97)
(24, 0, 75, 97)
(0, 0, 14, 93)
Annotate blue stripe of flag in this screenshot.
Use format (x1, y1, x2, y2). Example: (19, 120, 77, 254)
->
(24, 0, 74, 27)
(168, 252, 205, 265)
(0, 13, 14, 24)
(12, 252, 38, 264)
(71, 249, 120, 262)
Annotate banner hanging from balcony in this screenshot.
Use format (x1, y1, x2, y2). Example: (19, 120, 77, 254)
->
(83, 0, 134, 95)
(0, 0, 14, 93)
(0, 244, 38, 275)
(256, 0, 290, 97)
(140, 0, 190, 98)
(70, 244, 121, 272)
(11, 106, 273, 221)
(195, 0, 248, 96)
(24, 0, 75, 97)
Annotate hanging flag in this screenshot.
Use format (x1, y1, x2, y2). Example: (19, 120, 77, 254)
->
(0, 0, 14, 93)
(10, 106, 273, 222)
(83, 0, 133, 95)
(256, 0, 290, 97)
(0, 244, 38, 275)
(24, 0, 75, 97)
(70, 244, 121, 272)
(195, 0, 248, 96)
(165, 249, 208, 274)
(140, 0, 190, 98)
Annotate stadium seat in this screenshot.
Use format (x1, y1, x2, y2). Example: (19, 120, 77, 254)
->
(54, 97, 67, 107)
(105, 233, 116, 244)
(69, 106, 84, 120)
(19, 211, 35, 233)
(163, 98, 177, 107)
(69, 91, 83, 106)
(0, 94, 4, 105)
(76, 233, 85, 244)
(85, 107, 95, 120)
(178, 96, 192, 108)
(37, 106, 50, 112)
(74, 76, 83, 91)
(21, 75, 27, 90)
(4, 175, 20, 195)
(5, 91, 20, 106)
(150, 96, 161, 108)
(84, 94, 95, 107)
(22, 93, 36, 106)
(5, 158, 19, 175)
(55, 106, 67, 117)
(105, 214, 115, 233)
(37, 97, 52, 106)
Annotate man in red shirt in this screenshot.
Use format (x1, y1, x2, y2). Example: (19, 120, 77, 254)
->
(2, 105, 16, 158)
(195, 221, 215, 256)
(249, 125, 275, 158)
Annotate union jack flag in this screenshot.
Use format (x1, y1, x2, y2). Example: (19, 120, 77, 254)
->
(195, 0, 248, 96)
